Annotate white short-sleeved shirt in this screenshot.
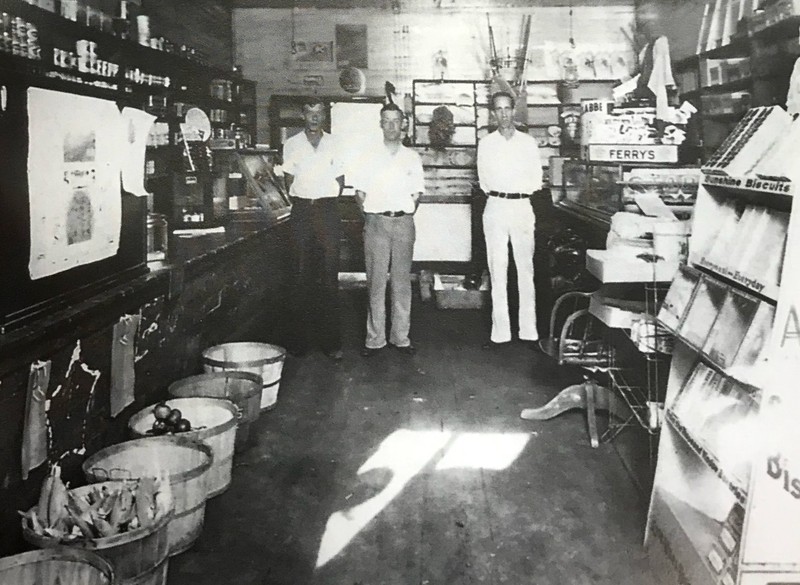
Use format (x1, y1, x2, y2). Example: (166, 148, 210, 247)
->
(354, 144, 425, 214)
(477, 129, 543, 194)
(282, 131, 344, 200)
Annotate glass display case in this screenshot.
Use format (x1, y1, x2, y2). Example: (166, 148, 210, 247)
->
(552, 160, 699, 228)
(238, 150, 291, 213)
(211, 149, 291, 224)
(555, 160, 624, 225)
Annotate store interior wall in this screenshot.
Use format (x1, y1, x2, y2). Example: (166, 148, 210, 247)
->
(635, 0, 707, 63)
(232, 4, 637, 145)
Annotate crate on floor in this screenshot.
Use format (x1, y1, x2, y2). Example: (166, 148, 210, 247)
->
(433, 273, 489, 309)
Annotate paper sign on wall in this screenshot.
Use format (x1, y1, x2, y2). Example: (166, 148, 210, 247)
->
(121, 107, 156, 197)
(27, 88, 124, 280)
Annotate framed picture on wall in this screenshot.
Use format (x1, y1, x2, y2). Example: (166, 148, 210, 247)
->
(290, 41, 335, 68)
(335, 24, 368, 69)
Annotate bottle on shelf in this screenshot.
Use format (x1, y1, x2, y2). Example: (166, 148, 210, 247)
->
(112, 0, 131, 40)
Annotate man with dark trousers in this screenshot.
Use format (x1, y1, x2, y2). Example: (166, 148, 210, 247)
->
(283, 97, 345, 361)
(354, 103, 425, 357)
(477, 90, 542, 349)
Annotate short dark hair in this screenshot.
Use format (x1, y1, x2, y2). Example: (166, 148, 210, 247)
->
(380, 102, 404, 119)
(490, 91, 515, 110)
(302, 96, 326, 110)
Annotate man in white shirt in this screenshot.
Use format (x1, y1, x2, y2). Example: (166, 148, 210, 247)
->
(354, 103, 425, 357)
(282, 97, 345, 361)
(477, 91, 542, 349)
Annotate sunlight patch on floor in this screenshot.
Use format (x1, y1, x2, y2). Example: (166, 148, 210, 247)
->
(315, 429, 531, 568)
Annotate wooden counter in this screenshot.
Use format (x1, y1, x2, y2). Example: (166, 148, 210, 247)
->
(0, 217, 292, 556)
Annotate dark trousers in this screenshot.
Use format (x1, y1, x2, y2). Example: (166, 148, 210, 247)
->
(290, 197, 342, 353)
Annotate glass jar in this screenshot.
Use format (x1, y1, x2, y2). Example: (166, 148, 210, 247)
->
(146, 212, 168, 262)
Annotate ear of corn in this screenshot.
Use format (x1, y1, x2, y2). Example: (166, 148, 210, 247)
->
(24, 475, 167, 543)
(46, 465, 68, 530)
(36, 465, 56, 527)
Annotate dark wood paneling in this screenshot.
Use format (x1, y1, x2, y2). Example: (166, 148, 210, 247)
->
(0, 222, 292, 556)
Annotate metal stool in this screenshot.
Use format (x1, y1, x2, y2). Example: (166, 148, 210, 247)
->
(521, 291, 628, 447)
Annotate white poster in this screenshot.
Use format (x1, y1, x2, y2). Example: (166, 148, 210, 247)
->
(27, 88, 124, 280)
(330, 101, 384, 191)
(121, 107, 156, 197)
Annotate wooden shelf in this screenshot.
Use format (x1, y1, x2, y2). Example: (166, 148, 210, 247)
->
(700, 78, 752, 94)
(701, 174, 794, 208)
(650, 489, 729, 585)
(703, 112, 746, 121)
(414, 122, 476, 128)
(750, 14, 800, 41)
(665, 410, 747, 505)
(702, 35, 751, 61)
(693, 259, 779, 303)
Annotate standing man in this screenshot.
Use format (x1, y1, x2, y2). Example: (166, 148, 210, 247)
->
(354, 103, 424, 357)
(283, 97, 345, 361)
(477, 91, 542, 349)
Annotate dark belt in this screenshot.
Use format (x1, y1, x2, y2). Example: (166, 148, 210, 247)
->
(370, 211, 407, 217)
(487, 191, 531, 200)
(291, 196, 338, 205)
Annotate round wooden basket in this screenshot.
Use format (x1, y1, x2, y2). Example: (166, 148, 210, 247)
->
(168, 371, 261, 453)
(128, 398, 238, 498)
(22, 480, 173, 585)
(202, 342, 286, 411)
(82, 436, 212, 557)
(0, 548, 114, 585)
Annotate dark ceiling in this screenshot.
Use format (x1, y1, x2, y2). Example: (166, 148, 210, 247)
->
(228, 0, 634, 8)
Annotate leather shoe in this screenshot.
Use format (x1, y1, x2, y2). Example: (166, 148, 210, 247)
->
(520, 340, 541, 352)
(391, 343, 416, 355)
(360, 346, 383, 358)
(482, 340, 510, 350)
(324, 349, 344, 362)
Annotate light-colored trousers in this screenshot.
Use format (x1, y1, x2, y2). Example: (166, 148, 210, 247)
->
(483, 197, 538, 343)
(364, 214, 415, 349)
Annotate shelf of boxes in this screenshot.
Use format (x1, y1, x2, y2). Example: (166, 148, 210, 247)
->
(646, 105, 800, 585)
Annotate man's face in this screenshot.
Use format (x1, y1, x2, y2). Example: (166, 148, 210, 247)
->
(492, 95, 515, 131)
(303, 103, 325, 132)
(380, 110, 404, 143)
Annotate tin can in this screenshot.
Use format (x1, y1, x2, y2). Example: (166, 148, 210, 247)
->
(1, 13, 11, 53)
(26, 23, 38, 59)
(13, 18, 27, 57)
(136, 15, 149, 46)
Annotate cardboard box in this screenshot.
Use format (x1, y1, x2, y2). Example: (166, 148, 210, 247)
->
(433, 274, 489, 309)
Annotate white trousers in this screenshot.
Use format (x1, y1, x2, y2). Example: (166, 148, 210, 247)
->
(483, 197, 538, 343)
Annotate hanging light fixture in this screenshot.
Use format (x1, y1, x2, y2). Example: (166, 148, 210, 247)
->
(569, 2, 576, 49)
(557, 2, 580, 104)
(561, 2, 579, 85)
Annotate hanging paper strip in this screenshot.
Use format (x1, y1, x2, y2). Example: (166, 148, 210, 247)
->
(22, 360, 51, 480)
(121, 107, 156, 197)
(110, 313, 141, 417)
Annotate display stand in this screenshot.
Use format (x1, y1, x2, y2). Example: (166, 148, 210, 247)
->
(646, 107, 800, 585)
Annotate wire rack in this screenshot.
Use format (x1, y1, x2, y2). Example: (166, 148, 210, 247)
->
(601, 281, 673, 443)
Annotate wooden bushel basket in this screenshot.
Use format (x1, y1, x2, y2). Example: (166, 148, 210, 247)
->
(82, 436, 212, 557)
(168, 372, 261, 453)
(22, 480, 173, 585)
(202, 342, 286, 411)
(128, 398, 238, 498)
(0, 548, 114, 585)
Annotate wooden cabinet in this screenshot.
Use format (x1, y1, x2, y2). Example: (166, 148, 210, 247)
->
(0, 0, 255, 330)
(675, 5, 800, 161)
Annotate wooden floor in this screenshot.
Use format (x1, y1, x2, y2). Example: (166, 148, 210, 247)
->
(167, 288, 658, 584)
